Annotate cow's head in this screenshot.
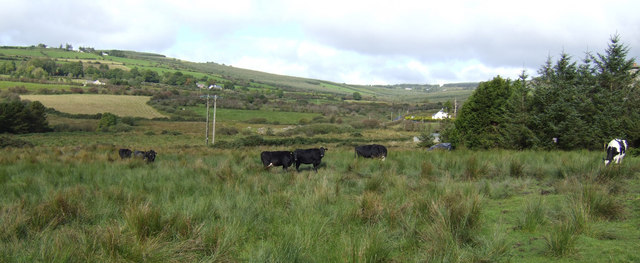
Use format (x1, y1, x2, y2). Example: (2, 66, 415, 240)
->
(320, 147, 327, 157)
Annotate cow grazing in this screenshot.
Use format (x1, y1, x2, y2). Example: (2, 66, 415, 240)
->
(134, 150, 146, 159)
(604, 139, 627, 165)
(355, 144, 388, 160)
(145, 150, 157, 163)
(261, 151, 295, 171)
(134, 150, 157, 163)
(294, 147, 327, 172)
(118, 148, 132, 159)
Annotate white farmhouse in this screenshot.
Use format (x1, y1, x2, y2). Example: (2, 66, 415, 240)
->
(432, 109, 449, 120)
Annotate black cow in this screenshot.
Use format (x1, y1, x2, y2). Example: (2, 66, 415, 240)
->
(261, 151, 295, 171)
(293, 147, 327, 172)
(355, 144, 387, 160)
(145, 150, 157, 163)
(134, 149, 157, 163)
(118, 148, 132, 159)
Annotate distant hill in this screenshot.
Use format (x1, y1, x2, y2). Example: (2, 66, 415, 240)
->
(0, 45, 477, 103)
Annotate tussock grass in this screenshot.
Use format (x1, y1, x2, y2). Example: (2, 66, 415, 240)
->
(1, 145, 639, 261)
(517, 197, 548, 232)
(544, 218, 581, 257)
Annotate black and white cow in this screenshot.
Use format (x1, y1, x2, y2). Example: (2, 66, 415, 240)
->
(118, 148, 132, 159)
(261, 151, 295, 171)
(134, 149, 157, 163)
(604, 139, 627, 165)
(293, 147, 327, 172)
(355, 144, 387, 160)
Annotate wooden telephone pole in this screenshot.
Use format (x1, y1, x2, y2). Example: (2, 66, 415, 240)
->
(205, 93, 210, 145)
(212, 95, 217, 145)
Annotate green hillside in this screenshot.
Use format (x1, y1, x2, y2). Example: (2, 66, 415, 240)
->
(0, 45, 475, 102)
(0, 45, 474, 124)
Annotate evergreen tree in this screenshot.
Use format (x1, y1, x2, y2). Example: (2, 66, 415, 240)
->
(592, 34, 639, 145)
(453, 76, 513, 149)
(500, 71, 537, 149)
(530, 52, 595, 149)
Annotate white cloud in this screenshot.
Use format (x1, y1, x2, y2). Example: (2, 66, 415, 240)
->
(1, 0, 639, 84)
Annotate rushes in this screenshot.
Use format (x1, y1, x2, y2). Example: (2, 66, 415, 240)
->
(518, 198, 547, 232)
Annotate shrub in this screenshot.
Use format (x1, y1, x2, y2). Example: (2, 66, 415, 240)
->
(417, 131, 435, 148)
(161, 130, 182, 135)
(0, 136, 34, 148)
(121, 116, 136, 126)
(218, 126, 239, 135)
(98, 112, 118, 131)
(52, 123, 95, 132)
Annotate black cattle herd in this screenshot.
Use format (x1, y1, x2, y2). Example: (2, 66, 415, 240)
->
(116, 144, 386, 170)
(261, 144, 388, 172)
(116, 138, 628, 170)
(118, 148, 156, 163)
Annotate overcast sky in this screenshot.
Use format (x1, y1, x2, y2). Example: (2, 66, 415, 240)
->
(1, 0, 639, 85)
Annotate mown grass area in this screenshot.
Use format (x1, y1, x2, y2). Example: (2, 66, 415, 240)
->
(0, 47, 102, 60)
(1, 142, 639, 262)
(20, 94, 167, 119)
(0, 81, 78, 92)
(187, 105, 322, 125)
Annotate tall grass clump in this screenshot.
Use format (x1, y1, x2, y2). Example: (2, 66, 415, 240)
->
(462, 156, 487, 180)
(422, 186, 483, 260)
(124, 202, 165, 240)
(509, 159, 525, 178)
(544, 218, 580, 257)
(357, 192, 384, 224)
(30, 187, 87, 231)
(579, 184, 626, 220)
(517, 197, 547, 232)
(470, 226, 511, 263)
(545, 196, 590, 257)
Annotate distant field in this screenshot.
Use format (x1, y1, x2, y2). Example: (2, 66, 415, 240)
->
(188, 105, 321, 124)
(0, 47, 102, 59)
(0, 81, 77, 91)
(20, 94, 167, 118)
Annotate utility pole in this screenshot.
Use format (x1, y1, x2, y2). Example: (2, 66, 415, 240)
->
(454, 98, 457, 118)
(212, 95, 217, 145)
(205, 93, 210, 145)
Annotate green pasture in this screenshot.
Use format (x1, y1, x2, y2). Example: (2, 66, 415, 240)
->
(20, 94, 167, 119)
(0, 47, 101, 60)
(0, 142, 639, 262)
(0, 81, 78, 92)
(188, 105, 322, 125)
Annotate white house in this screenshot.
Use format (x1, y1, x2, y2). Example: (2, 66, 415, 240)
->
(432, 109, 449, 120)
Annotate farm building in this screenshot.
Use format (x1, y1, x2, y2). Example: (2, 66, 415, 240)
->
(432, 109, 449, 119)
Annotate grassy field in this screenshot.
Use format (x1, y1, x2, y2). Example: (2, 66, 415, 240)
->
(0, 81, 79, 92)
(188, 105, 322, 125)
(20, 94, 167, 119)
(0, 141, 638, 262)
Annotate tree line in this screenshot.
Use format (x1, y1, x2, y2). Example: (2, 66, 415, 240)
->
(0, 99, 50, 134)
(445, 35, 639, 150)
(0, 57, 212, 88)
